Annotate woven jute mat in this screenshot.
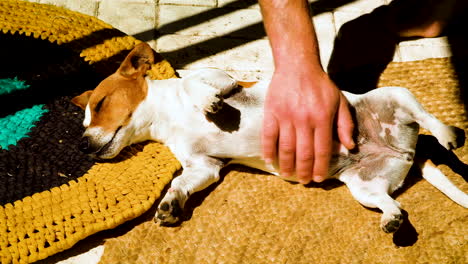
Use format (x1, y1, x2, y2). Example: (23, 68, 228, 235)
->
(0, 1, 178, 263)
(98, 58, 467, 264)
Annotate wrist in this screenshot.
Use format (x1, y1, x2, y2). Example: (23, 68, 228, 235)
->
(274, 57, 326, 79)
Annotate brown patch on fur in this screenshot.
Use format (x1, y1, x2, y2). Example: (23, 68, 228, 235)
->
(73, 43, 155, 132)
(87, 74, 148, 132)
(71, 90, 93, 110)
(237, 81, 257, 88)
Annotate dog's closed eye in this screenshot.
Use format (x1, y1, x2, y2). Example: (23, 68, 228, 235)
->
(95, 97, 106, 113)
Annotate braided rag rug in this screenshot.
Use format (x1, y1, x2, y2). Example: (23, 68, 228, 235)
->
(0, 1, 179, 263)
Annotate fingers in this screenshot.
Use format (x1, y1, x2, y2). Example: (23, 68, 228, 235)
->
(336, 95, 355, 150)
(263, 111, 334, 184)
(262, 114, 279, 165)
(263, 115, 297, 179)
(312, 125, 333, 182)
(295, 126, 314, 184)
(278, 122, 296, 177)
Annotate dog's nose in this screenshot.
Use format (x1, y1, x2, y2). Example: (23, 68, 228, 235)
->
(79, 136, 92, 154)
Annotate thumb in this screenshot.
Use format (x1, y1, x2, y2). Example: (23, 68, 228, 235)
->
(336, 94, 355, 150)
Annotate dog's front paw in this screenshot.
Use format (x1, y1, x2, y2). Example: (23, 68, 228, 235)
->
(381, 213, 403, 233)
(155, 189, 184, 225)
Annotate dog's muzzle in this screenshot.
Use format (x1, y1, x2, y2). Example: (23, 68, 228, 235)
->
(79, 136, 96, 154)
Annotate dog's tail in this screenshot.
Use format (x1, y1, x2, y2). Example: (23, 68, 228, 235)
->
(419, 160, 468, 208)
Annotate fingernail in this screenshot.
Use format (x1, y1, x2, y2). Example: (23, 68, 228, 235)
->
(314, 175, 325, 182)
(299, 179, 310, 185)
(282, 172, 291, 178)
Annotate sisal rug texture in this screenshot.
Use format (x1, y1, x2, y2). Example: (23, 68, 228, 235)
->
(0, 1, 179, 263)
(99, 58, 468, 264)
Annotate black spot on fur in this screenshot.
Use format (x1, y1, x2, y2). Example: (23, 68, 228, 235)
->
(205, 103, 240, 133)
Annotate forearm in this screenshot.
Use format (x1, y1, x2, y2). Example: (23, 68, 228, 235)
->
(258, 0, 324, 74)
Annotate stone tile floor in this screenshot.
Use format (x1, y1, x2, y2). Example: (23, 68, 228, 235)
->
(22, 0, 457, 263)
(29, 0, 453, 82)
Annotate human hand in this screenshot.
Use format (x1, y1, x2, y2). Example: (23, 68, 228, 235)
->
(262, 68, 355, 184)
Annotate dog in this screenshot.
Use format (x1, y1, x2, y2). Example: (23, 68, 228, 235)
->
(71, 43, 468, 233)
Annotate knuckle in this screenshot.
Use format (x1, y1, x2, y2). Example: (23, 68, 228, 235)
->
(280, 157, 295, 169)
(281, 165, 294, 174)
(263, 121, 277, 131)
(296, 169, 312, 180)
(315, 149, 331, 160)
(315, 113, 332, 123)
(296, 153, 314, 163)
(293, 111, 310, 123)
(279, 144, 295, 155)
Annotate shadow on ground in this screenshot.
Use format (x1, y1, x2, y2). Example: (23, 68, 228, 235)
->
(328, 0, 468, 112)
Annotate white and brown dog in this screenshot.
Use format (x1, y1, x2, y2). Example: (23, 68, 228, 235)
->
(72, 43, 468, 232)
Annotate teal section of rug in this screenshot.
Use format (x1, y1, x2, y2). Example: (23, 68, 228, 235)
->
(0, 78, 48, 149)
(0, 105, 48, 149)
(0, 77, 30, 95)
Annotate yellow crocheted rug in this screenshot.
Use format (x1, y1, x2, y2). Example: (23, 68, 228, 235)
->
(0, 1, 179, 263)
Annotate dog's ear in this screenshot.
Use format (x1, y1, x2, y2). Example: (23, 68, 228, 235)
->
(71, 90, 93, 110)
(117, 42, 155, 79)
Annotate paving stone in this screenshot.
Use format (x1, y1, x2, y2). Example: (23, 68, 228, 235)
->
(160, 0, 216, 7)
(333, 10, 366, 32)
(392, 46, 402, 62)
(66, 0, 98, 16)
(157, 35, 273, 71)
(217, 0, 259, 9)
(335, 0, 387, 13)
(313, 12, 336, 69)
(221, 39, 273, 71)
(400, 37, 451, 48)
(39, 0, 67, 8)
(398, 37, 452, 62)
(156, 34, 225, 68)
(158, 5, 264, 39)
(98, 0, 156, 37)
(25, 0, 98, 15)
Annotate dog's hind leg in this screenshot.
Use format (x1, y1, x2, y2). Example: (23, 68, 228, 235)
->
(374, 86, 465, 150)
(338, 155, 414, 233)
(341, 172, 404, 233)
(418, 159, 468, 208)
(155, 155, 225, 225)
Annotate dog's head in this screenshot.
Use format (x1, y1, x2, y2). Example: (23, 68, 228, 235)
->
(71, 43, 155, 159)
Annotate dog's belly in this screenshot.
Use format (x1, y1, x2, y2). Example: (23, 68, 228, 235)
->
(212, 89, 420, 183)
